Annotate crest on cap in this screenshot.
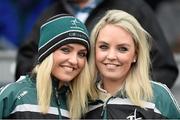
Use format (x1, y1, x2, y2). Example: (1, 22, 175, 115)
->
(70, 18, 84, 30)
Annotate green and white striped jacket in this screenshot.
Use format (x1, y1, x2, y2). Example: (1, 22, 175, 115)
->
(0, 75, 69, 119)
(85, 81, 180, 119)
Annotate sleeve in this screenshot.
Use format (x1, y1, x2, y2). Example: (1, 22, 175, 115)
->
(0, 84, 16, 118)
(162, 86, 180, 118)
(137, 0, 179, 89)
(153, 82, 180, 119)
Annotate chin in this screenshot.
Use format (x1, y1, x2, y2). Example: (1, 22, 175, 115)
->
(103, 75, 120, 81)
(60, 78, 74, 82)
(55, 75, 75, 82)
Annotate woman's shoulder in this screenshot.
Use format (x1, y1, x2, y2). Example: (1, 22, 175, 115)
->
(151, 81, 170, 94)
(150, 81, 176, 102)
(150, 81, 180, 118)
(0, 75, 34, 98)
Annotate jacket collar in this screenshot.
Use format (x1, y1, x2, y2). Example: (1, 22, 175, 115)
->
(97, 80, 126, 101)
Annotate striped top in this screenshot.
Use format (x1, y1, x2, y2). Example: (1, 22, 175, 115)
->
(0, 75, 69, 119)
(85, 81, 180, 119)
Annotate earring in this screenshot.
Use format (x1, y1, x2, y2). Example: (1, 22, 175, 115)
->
(133, 59, 136, 63)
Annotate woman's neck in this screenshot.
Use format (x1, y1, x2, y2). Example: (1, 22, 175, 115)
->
(102, 78, 124, 96)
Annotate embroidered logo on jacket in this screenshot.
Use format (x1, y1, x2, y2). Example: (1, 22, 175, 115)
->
(127, 109, 142, 120)
(17, 90, 28, 99)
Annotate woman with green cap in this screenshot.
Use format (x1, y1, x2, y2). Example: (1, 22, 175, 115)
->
(0, 14, 97, 119)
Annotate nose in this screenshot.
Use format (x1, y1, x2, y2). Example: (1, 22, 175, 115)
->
(68, 53, 78, 65)
(106, 49, 117, 60)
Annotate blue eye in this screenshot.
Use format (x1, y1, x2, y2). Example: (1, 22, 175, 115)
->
(60, 47, 70, 53)
(118, 47, 128, 52)
(78, 52, 87, 58)
(99, 45, 108, 50)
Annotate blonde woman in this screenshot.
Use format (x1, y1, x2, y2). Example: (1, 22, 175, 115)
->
(85, 10, 180, 119)
(0, 14, 97, 119)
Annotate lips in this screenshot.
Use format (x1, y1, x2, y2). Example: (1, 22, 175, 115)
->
(63, 66, 74, 72)
(61, 65, 77, 72)
(104, 63, 120, 69)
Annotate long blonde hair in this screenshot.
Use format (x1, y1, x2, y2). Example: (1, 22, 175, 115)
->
(89, 10, 153, 107)
(33, 53, 97, 119)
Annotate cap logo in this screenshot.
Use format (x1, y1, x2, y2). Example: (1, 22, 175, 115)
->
(70, 18, 83, 30)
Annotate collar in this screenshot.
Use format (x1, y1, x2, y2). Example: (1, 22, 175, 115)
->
(51, 76, 70, 94)
(97, 80, 126, 101)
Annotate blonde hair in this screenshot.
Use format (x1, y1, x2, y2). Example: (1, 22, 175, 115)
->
(89, 10, 153, 107)
(33, 53, 97, 119)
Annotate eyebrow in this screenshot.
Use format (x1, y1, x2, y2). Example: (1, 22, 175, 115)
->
(117, 43, 131, 47)
(60, 44, 73, 50)
(97, 41, 108, 45)
(79, 49, 87, 53)
(97, 41, 130, 47)
(64, 44, 87, 51)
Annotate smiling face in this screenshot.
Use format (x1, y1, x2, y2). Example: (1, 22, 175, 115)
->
(52, 43, 87, 82)
(95, 24, 136, 83)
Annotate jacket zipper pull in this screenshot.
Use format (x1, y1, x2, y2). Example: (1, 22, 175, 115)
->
(55, 88, 62, 119)
(101, 96, 115, 119)
(101, 103, 107, 119)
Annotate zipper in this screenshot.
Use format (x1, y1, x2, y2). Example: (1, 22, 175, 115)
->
(55, 87, 62, 119)
(101, 96, 115, 119)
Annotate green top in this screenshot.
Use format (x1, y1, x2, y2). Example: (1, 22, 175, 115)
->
(0, 75, 69, 119)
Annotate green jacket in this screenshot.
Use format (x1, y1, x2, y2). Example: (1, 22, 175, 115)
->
(85, 81, 180, 119)
(0, 75, 69, 119)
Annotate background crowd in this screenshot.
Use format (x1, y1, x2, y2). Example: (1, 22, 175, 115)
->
(1, 0, 179, 51)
